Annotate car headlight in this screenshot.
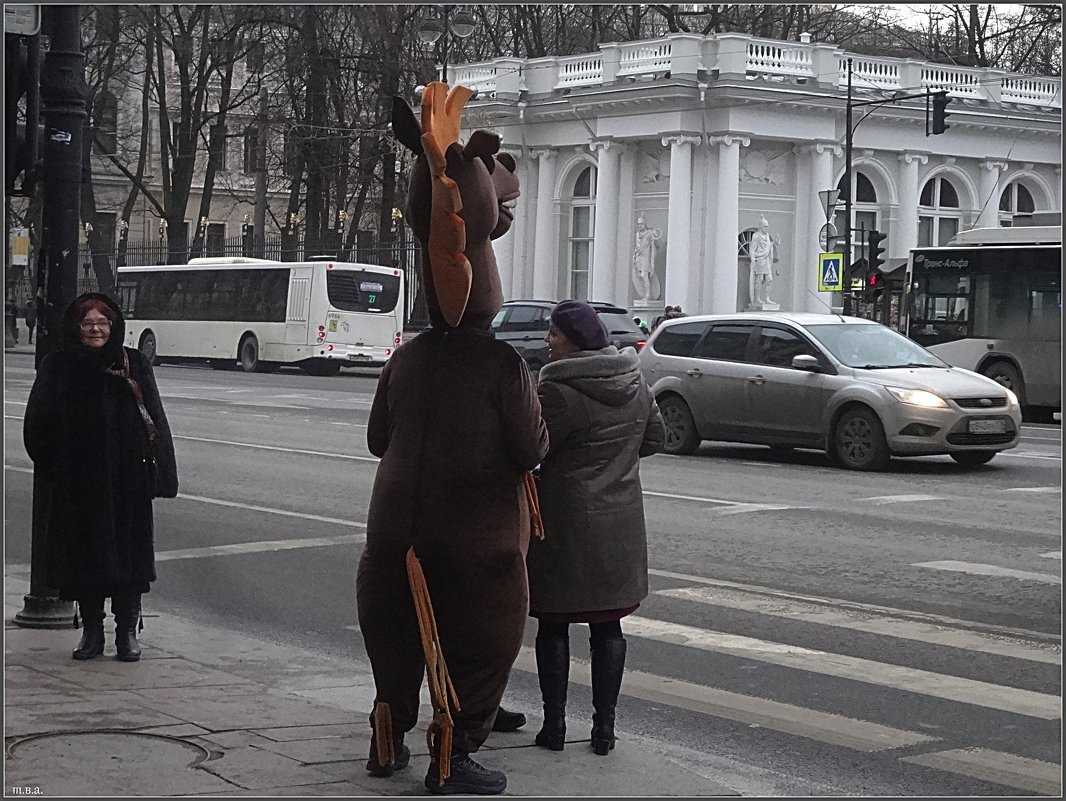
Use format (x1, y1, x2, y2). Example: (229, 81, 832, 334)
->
(1004, 388, 1020, 407)
(885, 386, 948, 408)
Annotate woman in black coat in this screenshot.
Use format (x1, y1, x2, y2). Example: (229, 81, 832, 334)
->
(23, 292, 178, 662)
(526, 300, 664, 757)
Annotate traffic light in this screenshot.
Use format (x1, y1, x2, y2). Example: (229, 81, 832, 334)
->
(865, 270, 884, 303)
(930, 91, 951, 135)
(5, 34, 40, 196)
(868, 230, 887, 272)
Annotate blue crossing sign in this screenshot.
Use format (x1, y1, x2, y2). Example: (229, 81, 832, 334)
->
(818, 252, 844, 292)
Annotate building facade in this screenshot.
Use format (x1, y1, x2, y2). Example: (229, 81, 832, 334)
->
(450, 32, 1062, 319)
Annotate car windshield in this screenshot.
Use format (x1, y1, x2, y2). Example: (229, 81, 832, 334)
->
(804, 323, 947, 369)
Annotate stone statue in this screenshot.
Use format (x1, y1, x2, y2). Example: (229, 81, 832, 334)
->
(748, 215, 780, 307)
(632, 216, 663, 302)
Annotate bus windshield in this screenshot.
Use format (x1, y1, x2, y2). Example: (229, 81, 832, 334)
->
(326, 269, 401, 314)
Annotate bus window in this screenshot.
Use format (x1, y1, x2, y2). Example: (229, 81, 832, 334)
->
(326, 269, 401, 313)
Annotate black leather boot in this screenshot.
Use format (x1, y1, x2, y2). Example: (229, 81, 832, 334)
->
(113, 593, 142, 662)
(365, 704, 410, 778)
(534, 627, 570, 751)
(72, 597, 105, 660)
(425, 751, 506, 795)
(491, 706, 526, 732)
(590, 635, 627, 755)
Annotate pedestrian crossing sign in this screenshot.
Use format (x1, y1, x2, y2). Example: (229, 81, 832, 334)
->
(818, 252, 844, 292)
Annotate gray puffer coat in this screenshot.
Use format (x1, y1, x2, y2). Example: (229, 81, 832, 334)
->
(527, 345, 665, 617)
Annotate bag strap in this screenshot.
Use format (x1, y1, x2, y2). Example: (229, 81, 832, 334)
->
(108, 350, 159, 447)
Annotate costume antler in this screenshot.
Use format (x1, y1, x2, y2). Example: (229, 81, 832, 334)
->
(420, 82, 475, 328)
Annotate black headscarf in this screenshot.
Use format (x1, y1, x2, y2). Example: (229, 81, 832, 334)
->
(60, 292, 127, 370)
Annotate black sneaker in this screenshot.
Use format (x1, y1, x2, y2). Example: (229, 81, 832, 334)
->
(491, 706, 527, 732)
(425, 752, 507, 795)
(366, 742, 410, 777)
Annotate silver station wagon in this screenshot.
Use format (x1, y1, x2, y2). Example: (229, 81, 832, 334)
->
(638, 312, 1022, 470)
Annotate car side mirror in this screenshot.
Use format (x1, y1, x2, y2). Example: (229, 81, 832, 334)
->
(792, 354, 822, 372)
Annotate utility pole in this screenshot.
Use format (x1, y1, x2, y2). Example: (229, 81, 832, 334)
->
(16, 4, 86, 629)
(843, 59, 854, 315)
(253, 83, 267, 258)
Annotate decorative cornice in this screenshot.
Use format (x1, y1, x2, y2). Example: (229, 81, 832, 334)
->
(707, 134, 750, 148)
(980, 160, 1009, 172)
(528, 146, 556, 160)
(898, 152, 929, 165)
(661, 134, 703, 148)
(588, 139, 613, 153)
(809, 141, 843, 157)
(500, 145, 525, 160)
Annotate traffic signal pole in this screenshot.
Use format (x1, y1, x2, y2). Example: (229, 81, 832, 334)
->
(15, 5, 86, 630)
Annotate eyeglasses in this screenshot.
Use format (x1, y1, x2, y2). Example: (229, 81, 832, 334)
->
(79, 319, 112, 331)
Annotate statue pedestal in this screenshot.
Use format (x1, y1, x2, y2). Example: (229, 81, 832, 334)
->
(746, 302, 781, 312)
(633, 299, 657, 310)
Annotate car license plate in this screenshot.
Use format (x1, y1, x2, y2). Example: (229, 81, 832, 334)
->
(968, 419, 1006, 434)
(348, 353, 372, 362)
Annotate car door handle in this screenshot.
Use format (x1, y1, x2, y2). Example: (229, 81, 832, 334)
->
(685, 369, 703, 377)
(748, 375, 765, 386)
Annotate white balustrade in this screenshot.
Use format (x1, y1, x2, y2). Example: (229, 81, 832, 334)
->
(921, 66, 983, 98)
(840, 57, 901, 90)
(450, 64, 498, 93)
(746, 40, 813, 77)
(1001, 75, 1061, 106)
(556, 54, 604, 88)
(617, 40, 672, 76)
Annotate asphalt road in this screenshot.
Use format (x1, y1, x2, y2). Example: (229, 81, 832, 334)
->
(4, 353, 1061, 796)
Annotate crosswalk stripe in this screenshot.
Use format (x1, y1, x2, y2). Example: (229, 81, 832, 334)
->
(901, 748, 1062, 796)
(1002, 486, 1061, 493)
(619, 615, 1059, 720)
(510, 646, 935, 752)
(914, 561, 1062, 585)
(861, 494, 944, 504)
(656, 586, 1061, 665)
(1040, 551, 1062, 560)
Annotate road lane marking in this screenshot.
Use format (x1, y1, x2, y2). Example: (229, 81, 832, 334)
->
(154, 533, 364, 562)
(1002, 486, 1062, 493)
(619, 615, 1060, 719)
(642, 490, 795, 514)
(647, 568, 1060, 643)
(172, 435, 378, 462)
(1040, 551, 1062, 560)
(901, 748, 1062, 796)
(914, 561, 1062, 585)
(176, 493, 367, 529)
(656, 585, 1061, 665)
(996, 451, 1061, 461)
(861, 494, 944, 504)
(510, 646, 936, 752)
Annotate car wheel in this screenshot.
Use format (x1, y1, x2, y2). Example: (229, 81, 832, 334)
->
(139, 331, 157, 366)
(831, 407, 890, 471)
(658, 396, 700, 455)
(982, 361, 1025, 406)
(950, 450, 997, 466)
(239, 336, 261, 373)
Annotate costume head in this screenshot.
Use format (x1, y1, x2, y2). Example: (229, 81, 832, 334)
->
(551, 300, 608, 351)
(391, 83, 520, 331)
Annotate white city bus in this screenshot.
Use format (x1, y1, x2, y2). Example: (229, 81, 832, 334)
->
(904, 225, 1061, 412)
(116, 257, 404, 376)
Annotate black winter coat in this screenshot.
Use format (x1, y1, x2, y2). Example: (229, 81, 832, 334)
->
(23, 293, 177, 600)
(526, 345, 664, 617)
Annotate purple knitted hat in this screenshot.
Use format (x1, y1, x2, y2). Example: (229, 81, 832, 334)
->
(550, 300, 608, 350)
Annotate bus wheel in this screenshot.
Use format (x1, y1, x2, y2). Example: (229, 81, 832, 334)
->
(982, 361, 1025, 406)
(139, 331, 158, 366)
(239, 336, 261, 373)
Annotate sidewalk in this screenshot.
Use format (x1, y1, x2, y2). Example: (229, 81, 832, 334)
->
(4, 572, 737, 797)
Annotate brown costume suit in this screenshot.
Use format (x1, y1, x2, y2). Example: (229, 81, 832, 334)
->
(356, 84, 549, 762)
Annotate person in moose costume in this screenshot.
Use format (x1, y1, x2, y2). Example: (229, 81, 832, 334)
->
(356, 82, 549, 795)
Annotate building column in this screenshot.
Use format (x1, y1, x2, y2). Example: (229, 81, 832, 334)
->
(1056, 166, 1063, 212)
(590, 139, 621, 304)
(707, 135, 747, 314)
(662, 134, 701, 309)
(614, 146, 637, 306)
(530, 147, 558, 300)
(977, 160, 1008, 229)
(496, 146, 523, 300)
(793, 142, 841, 313)
(895, 152, 928, 259)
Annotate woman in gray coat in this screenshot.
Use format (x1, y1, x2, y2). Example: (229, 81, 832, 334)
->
(526, 300, 665, 756)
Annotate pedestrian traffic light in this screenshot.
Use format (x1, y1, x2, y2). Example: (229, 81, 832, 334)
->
(865, 271, 884, 303)
(868, 230, 887, 273)
(930, 91, 951, 135)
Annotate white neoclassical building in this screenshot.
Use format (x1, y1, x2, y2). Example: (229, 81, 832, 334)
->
(450, 32, 1062, 318)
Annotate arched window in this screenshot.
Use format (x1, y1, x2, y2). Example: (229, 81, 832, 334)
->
(567, 165, 596, 299)
(918, 175, 961, 246)
(833, 170, 879, 264)
(998, 182, 1035, 226)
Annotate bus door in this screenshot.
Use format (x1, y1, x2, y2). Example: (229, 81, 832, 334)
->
(286, 266, 313, 344)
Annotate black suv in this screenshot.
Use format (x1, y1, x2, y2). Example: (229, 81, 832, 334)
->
(490, 300, 647, 371)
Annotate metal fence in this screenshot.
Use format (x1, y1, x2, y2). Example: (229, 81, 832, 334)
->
(70, 232, 430, 329)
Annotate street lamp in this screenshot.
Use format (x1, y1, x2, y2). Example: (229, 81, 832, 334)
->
(418, 5, 477, 84)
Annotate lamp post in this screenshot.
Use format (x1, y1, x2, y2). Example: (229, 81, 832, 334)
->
(417, 5, 477, 84)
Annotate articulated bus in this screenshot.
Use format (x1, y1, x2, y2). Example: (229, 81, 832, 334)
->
(116, 257, 404, 376)
(905, 225, 1061, 412)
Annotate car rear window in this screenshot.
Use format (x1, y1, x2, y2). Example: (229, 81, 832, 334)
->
(652, 321, 709, 356)
(596, 309, 643, 336)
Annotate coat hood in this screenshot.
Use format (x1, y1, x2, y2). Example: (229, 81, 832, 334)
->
(538, 345, 643, 407)
(61, 292, 127, 368)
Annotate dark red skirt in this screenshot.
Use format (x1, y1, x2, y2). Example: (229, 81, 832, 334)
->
(530, 604, 639, 624)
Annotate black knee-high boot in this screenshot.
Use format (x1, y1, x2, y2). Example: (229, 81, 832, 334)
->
(113, 593, 142, 662)
(72, 597, 105, 660)
(590, 635, 626, 755)
(534, 626, 570, 751)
